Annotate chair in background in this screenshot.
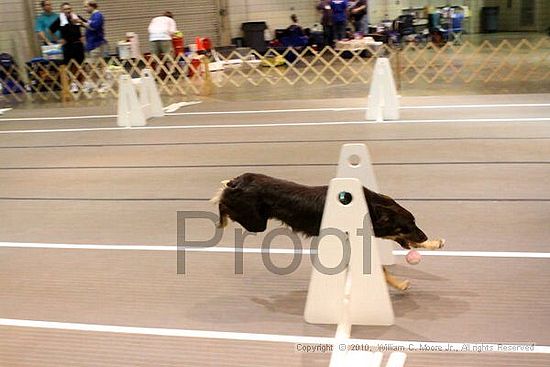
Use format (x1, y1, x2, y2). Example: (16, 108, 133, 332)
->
(443, 13, 465, 45)
(388, 14, 416, 47)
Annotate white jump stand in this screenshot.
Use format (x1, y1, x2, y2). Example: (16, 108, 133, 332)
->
(304, 178, 395, 366)
(117, 69, 164, 127)
(336, 143, 395, 266)
(366, 58, 400, 122)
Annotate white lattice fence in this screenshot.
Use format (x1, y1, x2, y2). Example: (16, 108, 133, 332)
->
(399, 38, 550, 85)
(0, 38, 548, 102)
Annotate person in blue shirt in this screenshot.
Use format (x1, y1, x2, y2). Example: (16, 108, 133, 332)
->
(69, 0, 108, 92)
(79, 0, 107, 62)
(331, 0, 349, 40)
(35, 0, 61, 45)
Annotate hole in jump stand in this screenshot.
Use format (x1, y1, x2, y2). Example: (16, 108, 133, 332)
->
(348, 154, 361, 167)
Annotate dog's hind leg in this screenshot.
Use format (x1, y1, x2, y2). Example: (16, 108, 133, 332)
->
(383, 266, 410, 291)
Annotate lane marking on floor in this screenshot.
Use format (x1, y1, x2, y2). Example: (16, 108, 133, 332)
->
(1, 242, 549, 259)
(169, 103, 550, 116)
(1, 117, 549, 135)
(1, 103, 550, 121)
(0, 318, 548, 354)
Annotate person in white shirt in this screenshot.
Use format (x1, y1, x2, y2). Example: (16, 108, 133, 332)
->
(148, 11, 177, 56)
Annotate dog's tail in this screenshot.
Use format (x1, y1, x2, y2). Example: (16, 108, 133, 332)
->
(211, 179, 230, 228)
(210, 179, 229, 204)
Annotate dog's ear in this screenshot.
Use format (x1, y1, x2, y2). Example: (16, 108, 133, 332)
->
(365, 189, 399, 223)
(366, 197, 388, 224)
(362, 187, 429, 247)
(366, 197, 399, 238)
(371, 206, 393, 227)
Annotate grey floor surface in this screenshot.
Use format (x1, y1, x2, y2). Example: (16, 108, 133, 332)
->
(0, 94, 549, 366)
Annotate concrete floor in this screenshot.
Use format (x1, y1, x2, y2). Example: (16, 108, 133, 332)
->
(0, 93, 549, 366)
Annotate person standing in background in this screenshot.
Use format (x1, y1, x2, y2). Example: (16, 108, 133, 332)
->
(72, 1, 108, 92)
(317, 0, 333, 47)
(80, 0, 107, 62)
(35, 0, 60, 45)
(148, 11, 177, 56)
(350, 0, 367, 35)
(49, 2, 86, 92)
(49, 2, 85, 65)
(331, 0, 348, 41)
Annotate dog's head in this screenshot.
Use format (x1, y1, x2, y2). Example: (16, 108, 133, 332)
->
(365, 189, 428, 249)
(211, 173, 269, 233)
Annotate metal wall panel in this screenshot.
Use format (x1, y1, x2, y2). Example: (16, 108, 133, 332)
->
(33, 0, 220, 53)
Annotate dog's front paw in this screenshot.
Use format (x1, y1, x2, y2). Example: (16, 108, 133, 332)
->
(430, 238, 445, 249)
(419, 239, 445, 250)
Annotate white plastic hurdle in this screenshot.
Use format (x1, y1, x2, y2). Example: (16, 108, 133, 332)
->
(304, 178, 398, 366)
(366, 58, 400, 122)
(336, 144, 395, 265)
(117, 69, 164, 127)
(303, 177, 394, 325)
(304, 144, 408, 367)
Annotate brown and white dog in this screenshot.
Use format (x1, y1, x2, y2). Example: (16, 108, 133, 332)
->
(212, 173, 444, 290)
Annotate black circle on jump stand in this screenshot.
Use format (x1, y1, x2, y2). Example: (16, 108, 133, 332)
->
(338, 191, 353, 205)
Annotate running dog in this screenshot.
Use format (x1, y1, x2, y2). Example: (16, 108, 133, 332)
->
(212, 173, 444, 290)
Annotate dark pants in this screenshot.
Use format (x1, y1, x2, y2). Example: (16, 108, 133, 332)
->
(333, 21, 347, 40)
(354, 17, 365, 34)
(322, 24, 334, 47)
(63, 41, 85, 65)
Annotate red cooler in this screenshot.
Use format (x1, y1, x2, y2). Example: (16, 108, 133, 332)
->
(172, 36, 184, 56)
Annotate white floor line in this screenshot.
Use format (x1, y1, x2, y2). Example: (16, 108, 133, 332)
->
(1, 242, 549, 259)
(0, 115, 116, 122)
(169, 103, 550, 116)
(0, 318, 548, 354)
(0, 242, 310, 254)
(1, 103, 549, 121)
(168, 108, 367, 115)
(1, 117, 549, 135)
(401, 103, 550, 110)
(392, 250, 550, 258)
